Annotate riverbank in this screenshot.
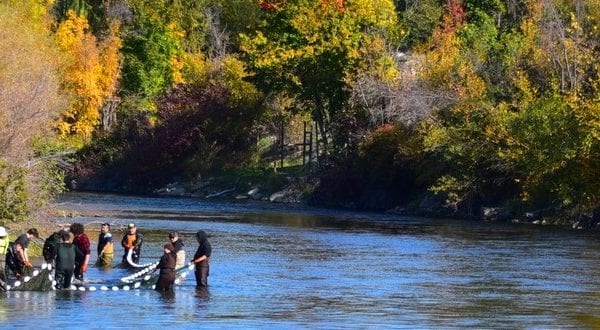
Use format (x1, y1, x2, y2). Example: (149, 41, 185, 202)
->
(147, 171, 600, 233)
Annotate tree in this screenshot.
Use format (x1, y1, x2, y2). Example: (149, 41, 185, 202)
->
(0, 0, 67, 222)
(239, 0, 403, 154)
(0, 0, 64, 162)
(120, 14, 184, 100)
(55, 10, 122, 142)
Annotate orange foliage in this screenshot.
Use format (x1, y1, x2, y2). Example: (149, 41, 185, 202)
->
(443, 0, 465, 33)
(322, 0, 345, 11)
(55, 11, 122, 141)
(259, 0, 279, 10)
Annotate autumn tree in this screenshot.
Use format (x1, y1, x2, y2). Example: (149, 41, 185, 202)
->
(0, 0, 66, 221)
(411, 0, 600, 213)
(55, 10, 122, 143)
(239, 0, 403, 154)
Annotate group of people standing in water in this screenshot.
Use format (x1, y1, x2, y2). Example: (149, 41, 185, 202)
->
(0, 223, 211, 292)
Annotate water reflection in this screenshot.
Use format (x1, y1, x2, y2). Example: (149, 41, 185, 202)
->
(158, 290, 176, 304)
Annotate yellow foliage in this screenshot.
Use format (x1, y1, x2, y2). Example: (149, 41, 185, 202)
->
(99, 22, 123, 97)
(421, 27, 485, 101)
(346, 0, 399, 32)
(54, 11, 122, 140)
(0, 0, 64, 161)
(221, 56, 260, 106)
(182, 52, 208, 83)
(171, 56, 185, 84)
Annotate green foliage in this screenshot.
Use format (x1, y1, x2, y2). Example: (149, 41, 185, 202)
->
(0, 161, 29, 222)
(502, 95, 594, 208)
(239, 0, 403, 150)
(398, 0, 444, 48)
(53, 0, 91, 22)
(7, 0, 599, 219)
(120, 14, 184, 98)
(128, 0, 210, 53)
(217, 0, 263, 42)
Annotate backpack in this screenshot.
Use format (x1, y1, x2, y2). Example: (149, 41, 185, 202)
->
(42, 232, 61, 262)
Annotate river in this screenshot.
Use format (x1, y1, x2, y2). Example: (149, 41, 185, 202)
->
(2, 192, 600, 328)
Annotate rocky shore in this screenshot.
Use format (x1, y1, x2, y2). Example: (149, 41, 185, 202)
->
(152, 176, 600, 232)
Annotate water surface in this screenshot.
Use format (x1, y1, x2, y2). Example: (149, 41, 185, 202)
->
(2, 192, 600, 328)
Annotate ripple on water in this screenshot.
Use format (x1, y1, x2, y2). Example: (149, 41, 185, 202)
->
(5, 192, 600, 328)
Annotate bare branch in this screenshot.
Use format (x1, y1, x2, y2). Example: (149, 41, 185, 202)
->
(352, 53, 457, 127)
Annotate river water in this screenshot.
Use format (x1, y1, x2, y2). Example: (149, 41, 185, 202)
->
(2, 192, 600, 328)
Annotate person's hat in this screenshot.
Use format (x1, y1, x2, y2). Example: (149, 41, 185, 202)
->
(0, 226, 7, 237)
(128, 223, 135, 229)
(164, 243, 174, 251)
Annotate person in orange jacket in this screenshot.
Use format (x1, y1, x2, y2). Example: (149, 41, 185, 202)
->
(121, 223, 143, 265)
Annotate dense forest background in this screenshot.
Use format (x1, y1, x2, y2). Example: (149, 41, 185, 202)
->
(1, 0, 599, 224)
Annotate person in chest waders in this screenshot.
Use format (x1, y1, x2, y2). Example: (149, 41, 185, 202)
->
(70, 223, 90, 281)
(154, 243, 177, 292)
(55, 230, 82, 290)
(0, 226, 9, 291)
(121, 223, 143, 265)
(8, 228, 39, 279)
(96, 223, 114, 267)
(168, 231, 185, 269)
(192, 230, 211, 288)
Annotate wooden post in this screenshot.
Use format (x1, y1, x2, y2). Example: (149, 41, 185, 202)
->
(314, 121, 319, 161)
(302, 121, 307, 166)
(280, 120, 284, 169)
(308, 122, 313, 168)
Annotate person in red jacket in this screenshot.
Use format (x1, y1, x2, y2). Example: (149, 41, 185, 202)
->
(70, 223, 90, 281)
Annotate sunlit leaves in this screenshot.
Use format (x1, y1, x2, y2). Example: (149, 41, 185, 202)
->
(239, 0, 403, 154)
(55, 11, 122, 141)
(120, 14, 184, 100)
(0, 0, 63, 161)
(0, 0, 66, 221)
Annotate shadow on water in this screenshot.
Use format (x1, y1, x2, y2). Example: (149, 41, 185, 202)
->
(4, 191, 600, 328)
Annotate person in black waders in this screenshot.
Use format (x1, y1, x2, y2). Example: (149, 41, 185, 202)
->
(192, 230, 211, 289)
(55, 230, 82, 290)
(154, 243, 177, 292)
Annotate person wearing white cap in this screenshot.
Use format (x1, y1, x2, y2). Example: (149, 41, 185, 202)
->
(0, 226, 9, 290)
(121, 223, 143, 265)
